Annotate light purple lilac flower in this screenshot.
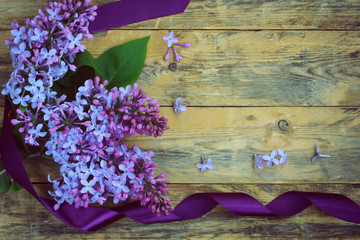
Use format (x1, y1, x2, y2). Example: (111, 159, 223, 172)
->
(4, 1, 173, 216)
(173, 97, 187, 114)
(2, 0, 97, 109)
(253, 154, 264, 169)
(13, 77, 172, 215)
(163, 31, 190, 62)
(254, 149, 288, 169)
(197, 156, 213, 173)
(163, 31, 178, 47)
(312, 145, 330, 162)
(278, 149, 288, 165)
(262, 150, 280, 166)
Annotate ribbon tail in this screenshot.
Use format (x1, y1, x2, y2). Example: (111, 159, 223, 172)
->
(89, 0, 190, 33)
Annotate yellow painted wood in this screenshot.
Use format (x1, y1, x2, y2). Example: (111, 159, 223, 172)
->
(1, 30, 360, 106)
(1, 0, 360, 238)
(13, 106, 359, 183)
(0, 0, 360, 30)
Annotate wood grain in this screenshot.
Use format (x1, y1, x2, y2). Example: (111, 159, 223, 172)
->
(1, 0, 360, 238)
(1, 183, 360, 239)
(1, 30, 360, 106)
(0, 0, 360, 30)
(15, 106, 359, 184)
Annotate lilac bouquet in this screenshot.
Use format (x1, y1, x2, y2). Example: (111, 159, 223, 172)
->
(2, 0, 173, 216)
(2, 0, 97, 108)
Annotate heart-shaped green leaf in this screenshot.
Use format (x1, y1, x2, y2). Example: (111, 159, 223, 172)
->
(57, 36, 150, 91)
(57, 50, 102, 88)
(54, 66, 96, 101)
(95, 36, 150, 89)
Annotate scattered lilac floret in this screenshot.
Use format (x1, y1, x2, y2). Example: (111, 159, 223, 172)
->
(173, 97, 187, 114)
(163, 31, 190, 62)
(163, 31, 178, 47)
(312, 145, 330, 162)
(197, 156, 213, 173)
(277, 149, 288, 165)
(254, 149, 288, 169)
(262, 150, 280, 166)
(253, 154, 264, 169)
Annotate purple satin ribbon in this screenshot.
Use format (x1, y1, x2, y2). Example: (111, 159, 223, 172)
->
(88, 0, 190, 33)
(3, 101, 360, 231)
(2, 0, 360, 231)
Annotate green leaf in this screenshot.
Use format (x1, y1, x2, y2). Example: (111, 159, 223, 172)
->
(54, 66, 95, 102)
(57, 51, 102, 88)
(12, 125, 30, 154)
(96, 36, 150, 89)
(55, 36, 150, 95)
(0, 160, 11, 194)
(8, 179, 22, 192)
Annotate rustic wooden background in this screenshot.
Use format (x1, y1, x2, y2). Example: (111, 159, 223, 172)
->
(1, 0, 360, 239)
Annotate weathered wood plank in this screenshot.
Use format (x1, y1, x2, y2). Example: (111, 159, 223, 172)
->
(11, 106, 358, 184)
(1, 0, 360, 30)
(1, 183, 360, 239)
(1, 30, 360, 106)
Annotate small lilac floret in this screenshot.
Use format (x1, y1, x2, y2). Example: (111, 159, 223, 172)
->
(312, 145, 330, 162)
(173, 97, 187, 114)
(163, 31, 178, 47)
(254, 149, 289, 169)
(197, 156, 213, 173)
(262, 150, 279, 166)
(164, 48, 171, 61)
(277, 149, 288, 165)
(162, 31, 190, 62)
(253, 154, 264, 169)
(118, 161, 136, 180)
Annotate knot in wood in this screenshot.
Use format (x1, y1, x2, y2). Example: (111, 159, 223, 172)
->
(278, 119, 290, 131)
(168, 63, 177, 72)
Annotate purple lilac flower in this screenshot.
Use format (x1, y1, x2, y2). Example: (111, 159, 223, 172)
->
(31, 77, 171, 214)
(11, 42, 31, 58)
(80, 179, 96, 195)
(27, 123, 46, 146)
(118, 161, 136, 180)
(173, 97, 187, 114)
(2, 0, 97, 109)
(5, 1, 172, 216)
(173, 47, 182, 62)
(163, 31, 178, 47)
(277, 149, 288, 165)
(253, 154, 264, 169)
(262, 150, 279, 166)
(312, 145, 330, 162)
(254, 149, 289, 169)
(163, 31, 190, 62)
(197, 156, 213, 173)
(11, 26, 26, 44)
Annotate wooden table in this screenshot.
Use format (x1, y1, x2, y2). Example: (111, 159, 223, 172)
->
(1, 0, 360, 239)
